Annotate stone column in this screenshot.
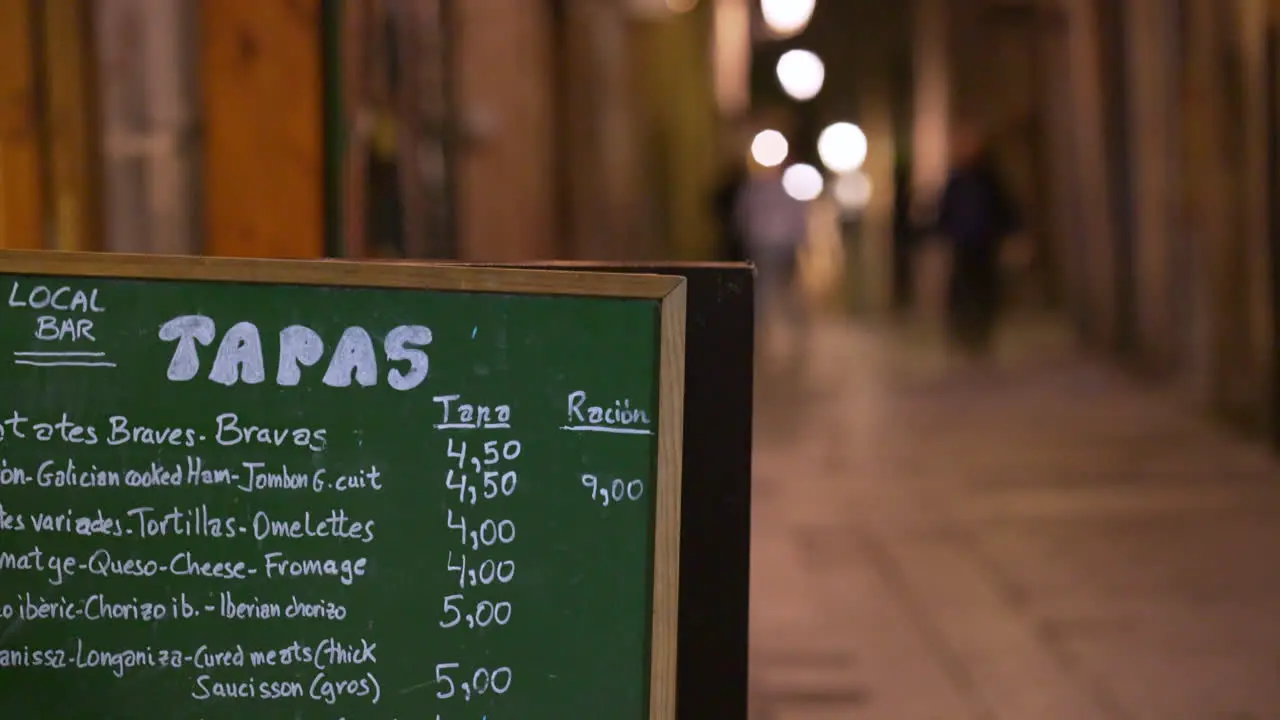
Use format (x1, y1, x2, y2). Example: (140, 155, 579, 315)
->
(1235, 0, 1274, 426)
(1058, 0, 1119, 345)
(711, 0, 751, 119)
(562, 0, 643, 260)
(911, 0, 949, 210)
(1035, 2, 1082, 319)
(1182, 0, 1245, 411)
(860, 92, 898, 314)
(910, 0, 951, 322)
(454, 0, 558, 260)
(630, 6, 719, 260)
(1123, 0, 1177, 369)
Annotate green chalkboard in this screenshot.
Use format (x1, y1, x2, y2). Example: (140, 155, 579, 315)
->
(0, 251, 686, 720)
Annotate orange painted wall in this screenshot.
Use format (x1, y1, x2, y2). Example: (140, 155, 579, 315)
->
(42, 0, 100, 252)
(200, 0, 324, 257)
(454, 0, 559, 261)
(0, 0, 45, 250)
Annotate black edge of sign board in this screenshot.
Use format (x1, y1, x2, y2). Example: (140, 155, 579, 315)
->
(459, 261, 754, 719)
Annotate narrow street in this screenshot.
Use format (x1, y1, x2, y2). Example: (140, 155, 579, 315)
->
(750, 318, 1280, 719)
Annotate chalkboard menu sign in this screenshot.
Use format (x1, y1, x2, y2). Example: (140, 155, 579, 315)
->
(0, 251, 686, 719)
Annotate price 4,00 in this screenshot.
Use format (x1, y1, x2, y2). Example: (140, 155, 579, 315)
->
(447, 509, 516, 550)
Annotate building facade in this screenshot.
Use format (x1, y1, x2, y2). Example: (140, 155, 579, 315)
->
(900, 0, 1280, 437)
(0, 0, 723, 263)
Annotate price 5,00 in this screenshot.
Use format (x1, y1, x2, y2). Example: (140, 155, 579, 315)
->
(435, 662, 513, 702)
(439, 594, 513, 629)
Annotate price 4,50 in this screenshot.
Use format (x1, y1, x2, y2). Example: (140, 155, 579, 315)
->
(445, 469, 518, 505)
(447, 437, 523, 470)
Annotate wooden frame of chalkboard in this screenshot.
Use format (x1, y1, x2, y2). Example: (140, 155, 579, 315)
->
(0, 248, 687, 720)
(456, 261, 754, 719)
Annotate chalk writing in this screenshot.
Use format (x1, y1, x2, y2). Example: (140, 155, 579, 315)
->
(159, 317, 431, 390)
(0, 273, 666, 718)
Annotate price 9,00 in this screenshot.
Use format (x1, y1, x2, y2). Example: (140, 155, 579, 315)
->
(581, 474, 644, 508)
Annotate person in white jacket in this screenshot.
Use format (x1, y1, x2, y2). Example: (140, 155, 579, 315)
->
(734, 165, 810, 361)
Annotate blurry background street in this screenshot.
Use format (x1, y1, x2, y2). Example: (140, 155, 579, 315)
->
(752, 317, 1280, 719)
(5, 0, 1280, 716)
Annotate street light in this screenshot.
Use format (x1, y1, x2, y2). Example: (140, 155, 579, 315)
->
(750, 129, 789, 167)
(833, 171, 872, 212)
(775, 49, 824, 101)
(781, 163, 824, 201)
(816, 122, 868, 173)
(761, 0, 816, 37)
(627, 0, 697, 18)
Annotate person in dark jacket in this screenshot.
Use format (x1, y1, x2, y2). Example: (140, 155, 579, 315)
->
(935, 124, 1020, 355)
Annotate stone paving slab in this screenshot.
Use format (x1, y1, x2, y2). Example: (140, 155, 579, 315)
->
(750, 319, 1280, 719)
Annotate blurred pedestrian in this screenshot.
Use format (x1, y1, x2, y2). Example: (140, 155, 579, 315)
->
(934, 122, 1021, 357)
(735, 164, 810, 361)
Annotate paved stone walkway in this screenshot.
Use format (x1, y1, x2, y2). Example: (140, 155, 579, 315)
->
(750, 318, 1280, 720)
